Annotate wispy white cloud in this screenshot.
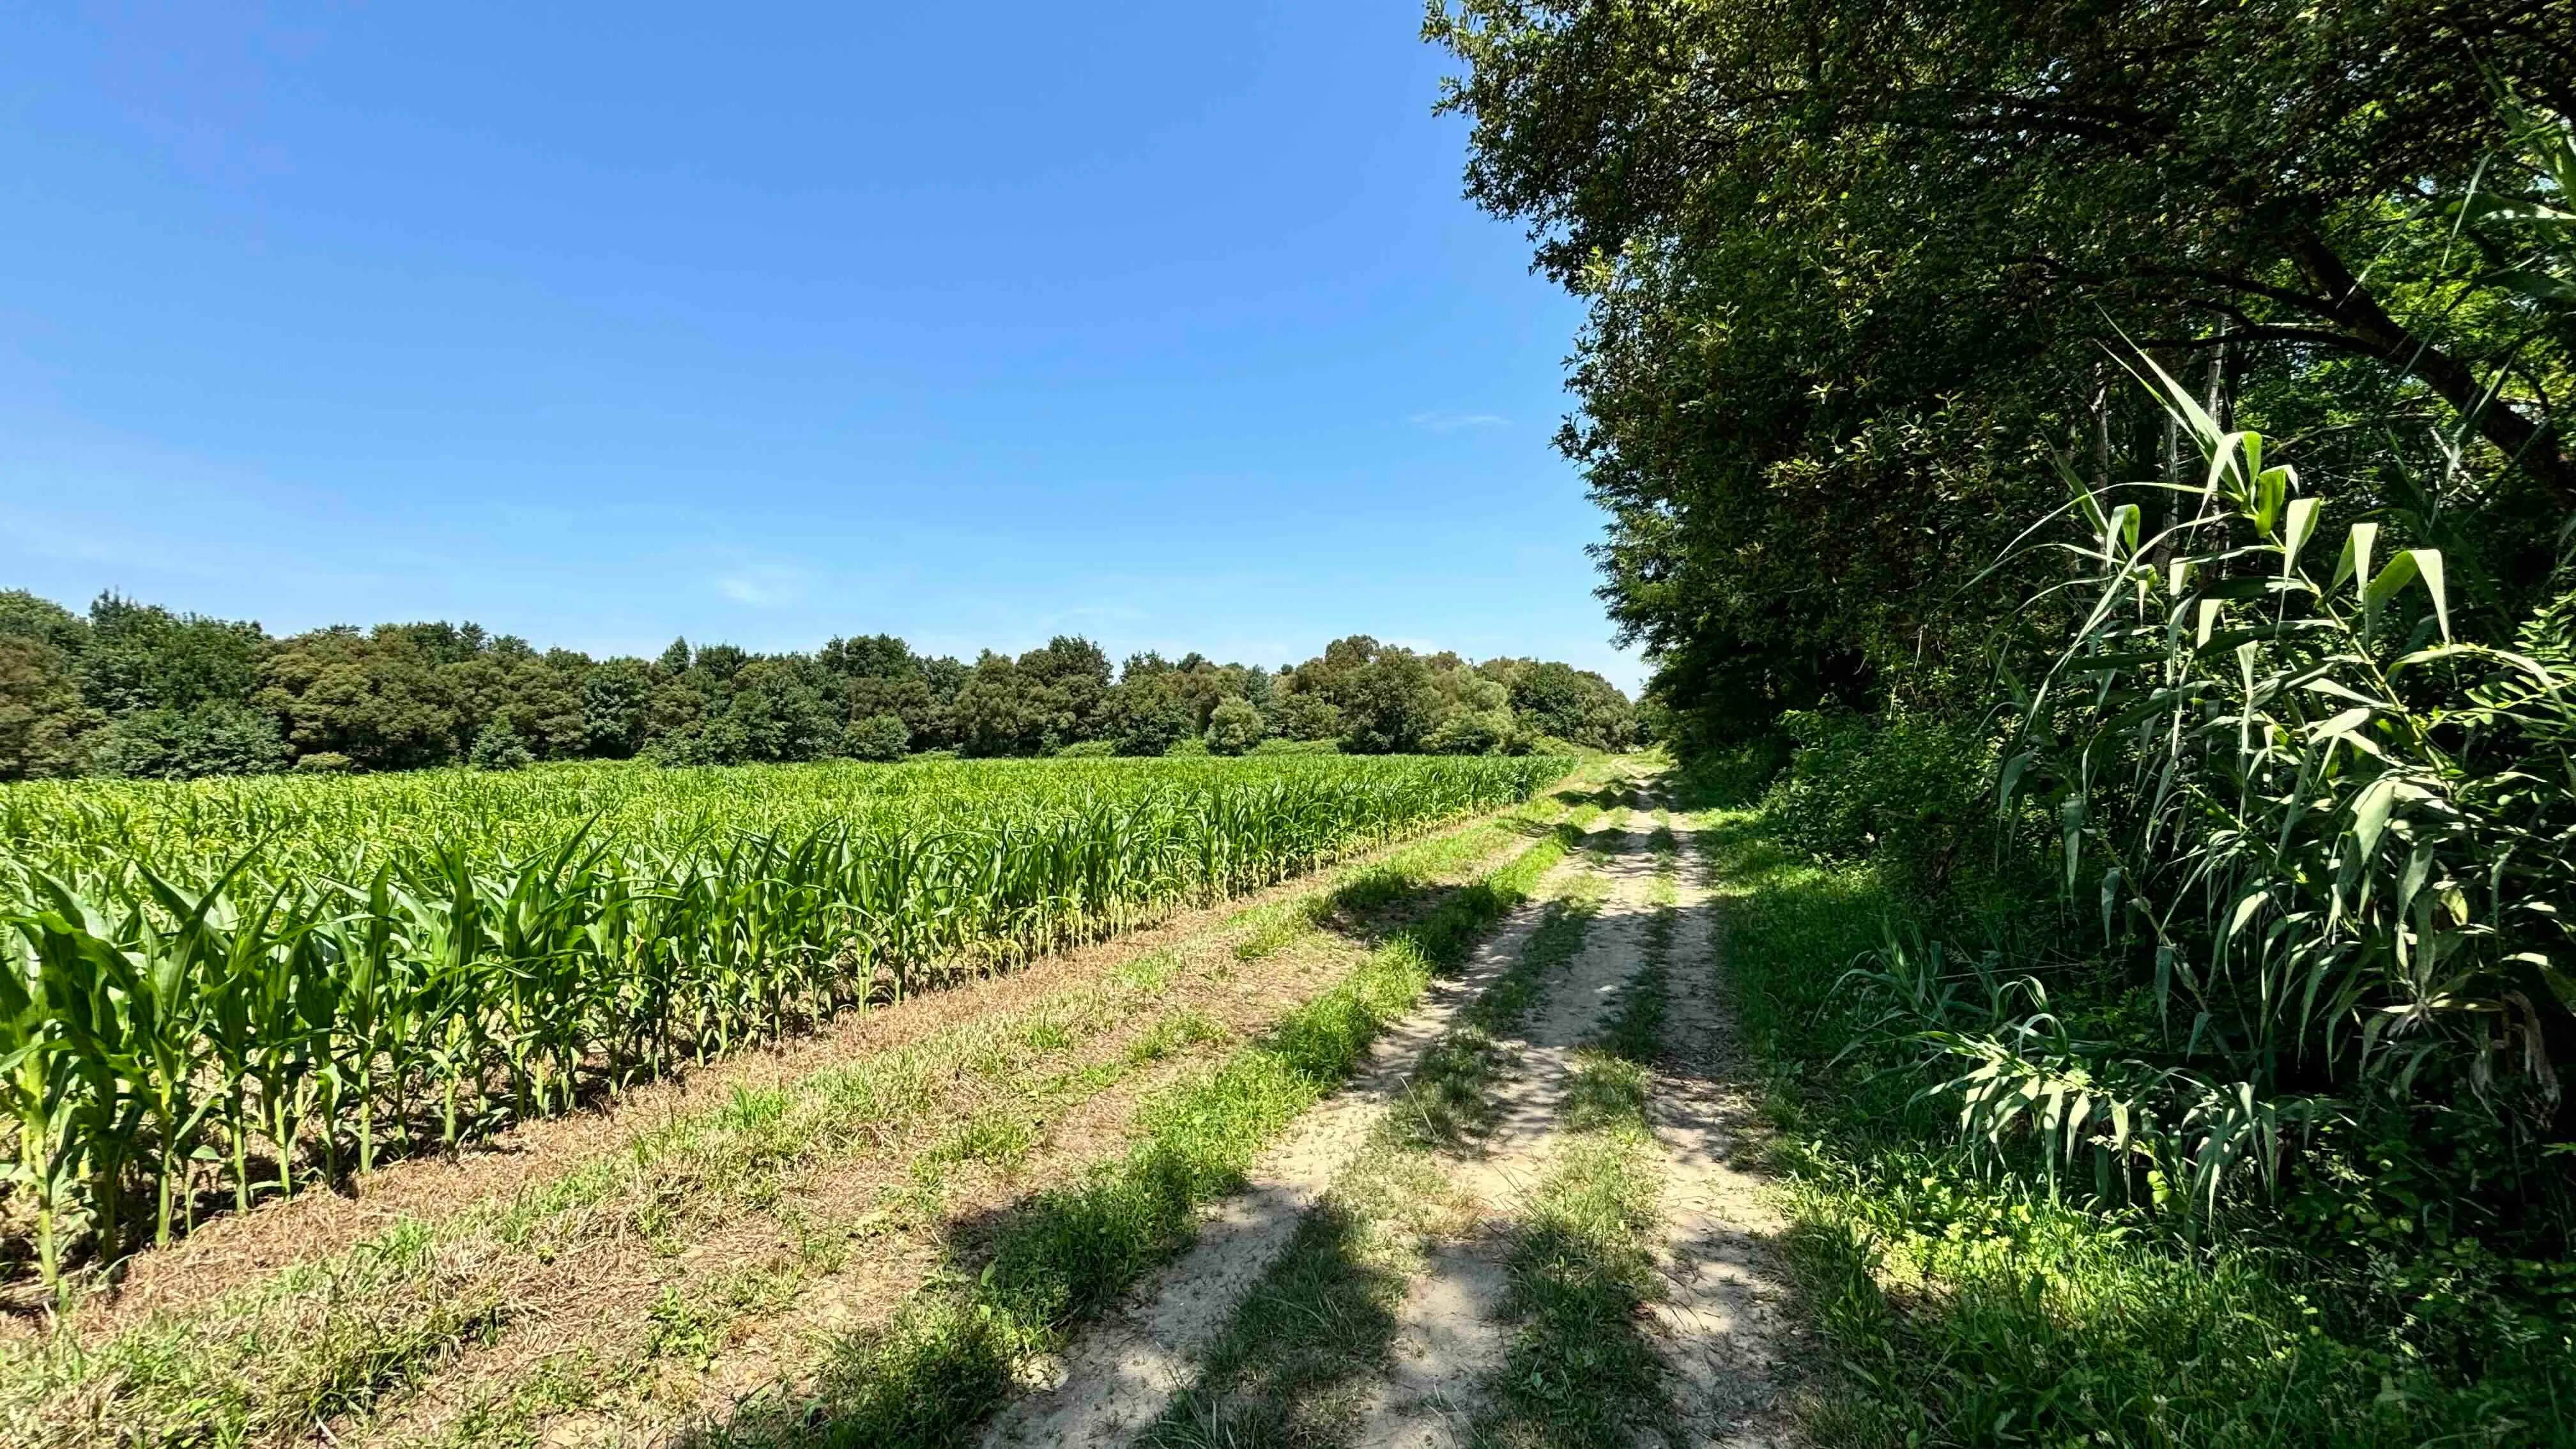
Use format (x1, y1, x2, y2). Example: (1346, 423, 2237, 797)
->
(712, 564, 809, 608)
(1407, 410, 1511, 433)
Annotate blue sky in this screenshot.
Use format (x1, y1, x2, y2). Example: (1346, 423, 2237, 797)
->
(0, 4, 1634, 689)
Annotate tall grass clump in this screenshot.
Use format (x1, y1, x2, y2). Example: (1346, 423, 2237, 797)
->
(1897, 343, 2576, 1229)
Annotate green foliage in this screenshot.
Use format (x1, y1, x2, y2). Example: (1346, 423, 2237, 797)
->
(1489, 656, 1637, 750)
(845, 674, 942, 748)
(1250, 736, 1340, 756)
(844, 712, 910, 762)
(87, 703, 290, 781)
(0, 590, 88, 658)
(950, 640, 1116, 757)
(1760, 709, 2027, 905)
(466, 717, 535, 771)
(815, 632, 916, 682)
(1432, 0, 2576, 747)
(0, 588, 1626, 779)
(257, 625, 473, 770)
(1103, 679, 1195, 757)
(1204, 694, 1265, 755)
(1276, 636, 1636, 757)
(0, 636, 97, 783)
(581, 657, 656, 758)
(1270, 689, 1344, 742)
(1436, 6, 2576, 1430)
(1701, 814, 2576, 1446)
(79, 594, 267, 719)
(1333, 647, 1441, 753)
(1881, 353, 2576, 1219)
(1423, 704, 1517, 755)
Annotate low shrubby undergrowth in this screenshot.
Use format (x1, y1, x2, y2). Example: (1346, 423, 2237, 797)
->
(1688, 724, 2576, 1445)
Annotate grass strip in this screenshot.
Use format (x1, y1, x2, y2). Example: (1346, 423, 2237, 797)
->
(1472, 819, 1677, 1449)
(1473, 1124, 1667, 1449)
(1400, 854, 1604, 1150)
(1129, 1138, 1460, 1449)
(1128, 834, 1616, 1448)
(1230, 812, 1522, 961)
(691, 818, 1584, 1448)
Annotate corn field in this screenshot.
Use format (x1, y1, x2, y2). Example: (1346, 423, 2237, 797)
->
(0, 754, 1560, 1285)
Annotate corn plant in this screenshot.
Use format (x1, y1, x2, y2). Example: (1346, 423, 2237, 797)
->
(0, 754, 1561, 1287)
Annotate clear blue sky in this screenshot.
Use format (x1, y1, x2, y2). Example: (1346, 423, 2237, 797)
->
(0, 4, 1636, 689)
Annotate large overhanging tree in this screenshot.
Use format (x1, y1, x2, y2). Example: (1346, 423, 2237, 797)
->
(1429, 0, 2576, 742)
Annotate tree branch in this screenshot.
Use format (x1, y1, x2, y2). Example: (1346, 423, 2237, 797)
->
(2280, 230, 2573, 503)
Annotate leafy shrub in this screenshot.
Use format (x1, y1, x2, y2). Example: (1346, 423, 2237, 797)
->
(1271, 691, 1342, 742)
(293, 751, 353, 773)
(1671, 740, 1784, 808)
(1055, 739, 1116, 758)
(468, 719, 535, 772)
(89, 703, 291, 780)
(1424, 706, 1517, 756)
(1107, 686, 1193, 756)
(1761, 709, 2008, 904)
(1251, 737, 1340, 756)
(650, 715, 748, 767)
(0, 634, 96, 781)
(1205, 695, 1265, 755)
(845, 712, 910, 762)
(1950, 355, 2576, 1215)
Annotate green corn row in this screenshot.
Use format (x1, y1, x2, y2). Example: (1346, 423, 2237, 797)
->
(0, 756, 1561, 1287)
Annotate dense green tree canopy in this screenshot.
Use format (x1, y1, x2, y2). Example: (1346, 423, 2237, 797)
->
(1430, 0, 2575, 742)
(0, 590, 1634, 778)
(0, 634, 95, 781)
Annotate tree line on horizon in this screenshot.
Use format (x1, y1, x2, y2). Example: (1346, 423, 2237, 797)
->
(0, 588, 1636, 781)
